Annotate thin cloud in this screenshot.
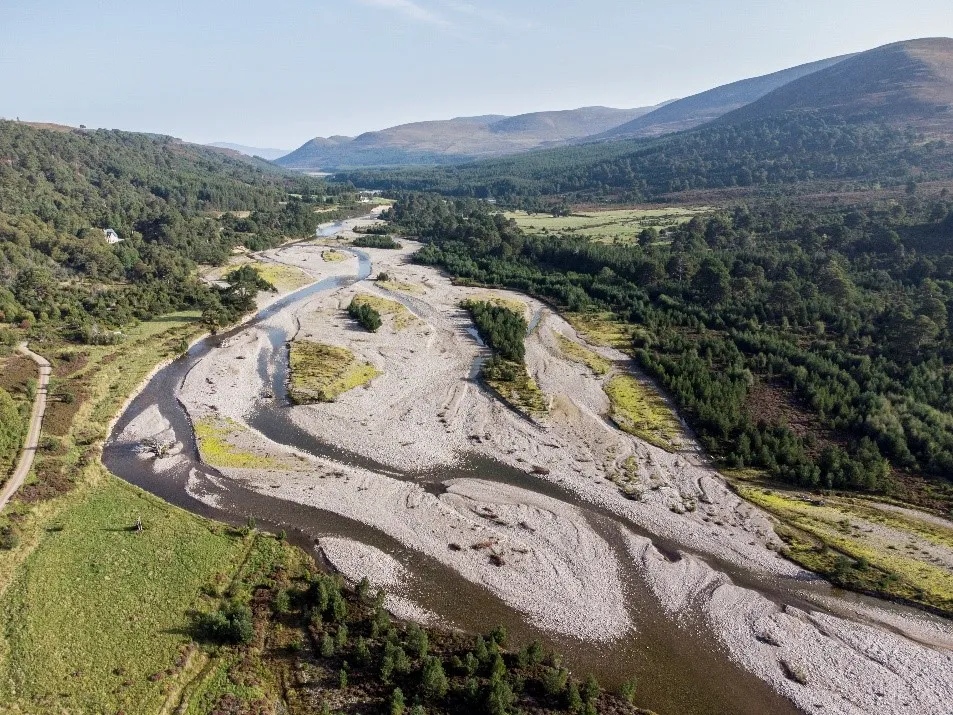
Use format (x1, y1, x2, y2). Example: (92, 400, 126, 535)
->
(355, 0, 452, 28)
(437, 0, 537, 30)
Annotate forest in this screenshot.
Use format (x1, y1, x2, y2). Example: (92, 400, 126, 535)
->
(386, 191, 953, 505)
(0, 121, 358, 339)
(338, 114, 953, 204)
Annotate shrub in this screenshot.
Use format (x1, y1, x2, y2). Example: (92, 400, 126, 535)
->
(348, 298, 382, 332)
(196, 602, 254, 644)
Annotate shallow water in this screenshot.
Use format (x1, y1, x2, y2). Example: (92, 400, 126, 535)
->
(104, 229, 941, 715)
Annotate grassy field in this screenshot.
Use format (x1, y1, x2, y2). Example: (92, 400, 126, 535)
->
(321, 249, 348, 263)
(288, 341, 381, 404)
(504, 207, 706, 244)
(0, 310, 236, 713)
(0, 479, 252, 714)
(351, 292, 416, 331)
(377, 277, 426, 295)
(735, 478, 953, 615)
(195, 417, 286, 470)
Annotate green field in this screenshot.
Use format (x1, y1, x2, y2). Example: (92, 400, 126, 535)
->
(0, 479, 251, 714)
(504, 207, 706, 244)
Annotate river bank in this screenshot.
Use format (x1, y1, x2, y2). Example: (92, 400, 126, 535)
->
(105, 223, 953, 715)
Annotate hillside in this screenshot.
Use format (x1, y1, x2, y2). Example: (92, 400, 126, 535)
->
(0, 121, 348, 332)
(592, 54, 851, 140)
(276, 106, 658, 170)
(338, 40, 953, 203)
(714, 37, 953, 132)
(208, 142, 291, 160)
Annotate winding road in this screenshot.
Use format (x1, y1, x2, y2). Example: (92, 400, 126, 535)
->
(0, 343, 51, 512)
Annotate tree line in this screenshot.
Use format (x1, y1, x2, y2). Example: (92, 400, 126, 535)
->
(386, 192, 953, 501)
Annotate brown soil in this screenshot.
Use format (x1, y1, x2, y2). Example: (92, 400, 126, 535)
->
(744, 377, 841, 455)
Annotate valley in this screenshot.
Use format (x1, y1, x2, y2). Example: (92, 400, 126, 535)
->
(105, 215, 953, 715)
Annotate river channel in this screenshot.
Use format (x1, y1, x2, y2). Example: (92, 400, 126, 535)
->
(104, 220, 944, 715)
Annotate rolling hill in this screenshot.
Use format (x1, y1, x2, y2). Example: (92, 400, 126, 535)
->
(276, 106, 659, 170)
(591, 54, 852, 140)
(713, 37, 953, 132)
(336, 38, 953, 202)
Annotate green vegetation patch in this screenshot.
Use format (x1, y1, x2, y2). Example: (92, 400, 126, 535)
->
(555, 333, 612, 375)
(0, 478, 249, 714)
(483, 357, 548, 419)
(505, 207, 704, 244)
(253, 262, 312, 292)
(470, 292, 528, 319)
(565, 312, 636, 351)
(195, 417, 282, 469)
(604, 375, 682, 452)
(739, 484, 953, 615)
(322, 249, 348, 263)
(289, 341, 380, 403)
(351, 292, 415, 331)
(378, 278, 426, 295)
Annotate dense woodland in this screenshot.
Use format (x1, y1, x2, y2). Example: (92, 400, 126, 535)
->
(0, 121, 358, 339)
(387, 192, 953, 503)
(340, 114, 953, 204)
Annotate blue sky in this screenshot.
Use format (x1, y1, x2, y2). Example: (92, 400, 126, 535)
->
(2, 0, 953, 149)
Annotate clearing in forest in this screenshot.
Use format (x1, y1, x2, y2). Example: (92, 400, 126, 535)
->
(504, 207, 706, 243)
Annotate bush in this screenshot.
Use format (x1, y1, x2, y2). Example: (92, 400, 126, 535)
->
(0, 526, 20, 551)
(348, 299, 382, 332)
(196, 602, 254, 644)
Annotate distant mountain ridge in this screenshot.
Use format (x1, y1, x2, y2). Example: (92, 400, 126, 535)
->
(209, 142, 291, 161)
(334, 38, 953, 202)
(590, 54, 853, 141)
(276, 106, 659, 170)
(712, 37, 953, 131)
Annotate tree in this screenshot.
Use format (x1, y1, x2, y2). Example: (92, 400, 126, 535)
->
(419, 656, 448, 700)
(390, 688, 406, 715)
(691, 257, 730, 305)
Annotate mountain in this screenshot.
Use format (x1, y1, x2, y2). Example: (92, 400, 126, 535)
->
(712, 37, 953, 132)
(591, 54, 852, 141)
(208, 142, 291, 161)
(276, 106, 659, 170)
(337, 38, 953, 202)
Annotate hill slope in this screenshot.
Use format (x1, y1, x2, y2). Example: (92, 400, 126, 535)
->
(276, 106, 658, 170)
(714, 37, 953, 132)
(208, 142, 291, 161)
(0, 121, 333, 330)
(339, 38, 953, 202)
(593, 54, 852, 140)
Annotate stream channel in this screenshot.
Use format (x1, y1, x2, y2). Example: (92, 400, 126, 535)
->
(103, 219, 935, 715)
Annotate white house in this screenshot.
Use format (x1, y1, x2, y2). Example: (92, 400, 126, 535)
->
(103, 228, 123, 245)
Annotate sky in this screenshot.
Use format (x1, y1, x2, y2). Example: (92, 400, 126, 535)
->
(2, 0, 953, 150)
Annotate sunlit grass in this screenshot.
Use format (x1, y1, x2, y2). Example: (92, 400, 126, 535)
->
(351, 292, 416, 331)
(288, 341, 380, 403)
(555, 333, 612, 375)
(604, 375, 681, 451)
